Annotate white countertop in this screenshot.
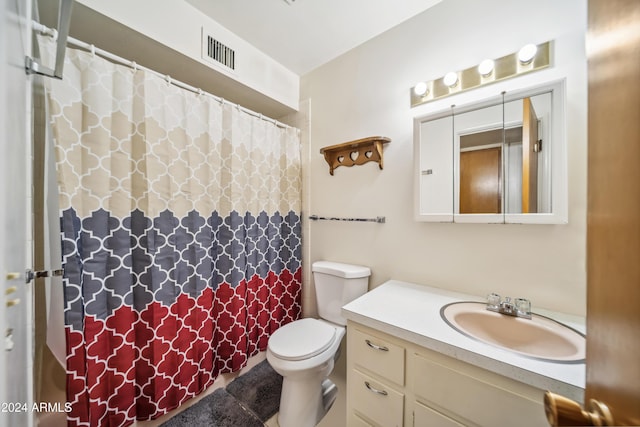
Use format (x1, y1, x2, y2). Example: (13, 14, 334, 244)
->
(342, 279, 586, 402)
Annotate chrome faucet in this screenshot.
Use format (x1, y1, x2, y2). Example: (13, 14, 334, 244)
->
(486, 293, 531, 319)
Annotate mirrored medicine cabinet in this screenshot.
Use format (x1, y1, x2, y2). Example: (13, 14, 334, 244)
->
(413, 80, 567, 224)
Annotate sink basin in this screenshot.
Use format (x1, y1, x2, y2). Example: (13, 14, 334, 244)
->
(440, 302, 585, 363)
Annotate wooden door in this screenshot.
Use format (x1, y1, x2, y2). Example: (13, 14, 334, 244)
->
(459, 147, 502, 214)
(522, 98, 538, 213)
(545, 0, 640, 425)
(585, 0, 640, 423)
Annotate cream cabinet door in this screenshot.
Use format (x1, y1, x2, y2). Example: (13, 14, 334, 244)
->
(411, 350, 547, 427)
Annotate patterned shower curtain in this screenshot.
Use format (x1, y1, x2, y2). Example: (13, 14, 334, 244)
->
(44, 44, 302, 427)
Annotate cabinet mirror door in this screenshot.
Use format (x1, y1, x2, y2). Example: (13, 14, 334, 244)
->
(416, 114, 454, 222)
(414, 80, 566, 224)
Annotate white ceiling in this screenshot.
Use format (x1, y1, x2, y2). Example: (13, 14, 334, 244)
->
(186, 0, 443, 76)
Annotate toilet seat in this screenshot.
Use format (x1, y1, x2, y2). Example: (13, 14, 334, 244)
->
(268, 318, 337, 361)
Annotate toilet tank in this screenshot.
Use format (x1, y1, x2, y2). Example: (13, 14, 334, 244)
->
(312, 261, 371, 326)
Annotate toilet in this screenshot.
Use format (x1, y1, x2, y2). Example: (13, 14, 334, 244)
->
(267, 261, 371, 427)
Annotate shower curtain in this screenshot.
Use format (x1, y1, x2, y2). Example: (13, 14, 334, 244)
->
(43, 42, 302, 427)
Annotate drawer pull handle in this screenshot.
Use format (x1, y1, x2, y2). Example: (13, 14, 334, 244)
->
(364, 381, 388, 396)
(365, 339, 389, 352)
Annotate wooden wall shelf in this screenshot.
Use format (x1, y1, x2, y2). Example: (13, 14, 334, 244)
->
(320, 136, 391, 175)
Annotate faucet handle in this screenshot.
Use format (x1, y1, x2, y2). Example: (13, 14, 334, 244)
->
(487, 293, 501, 309)
(515, 298, 532, 317)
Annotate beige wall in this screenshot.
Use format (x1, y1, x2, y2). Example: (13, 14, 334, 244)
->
(301, 0, 588, 316)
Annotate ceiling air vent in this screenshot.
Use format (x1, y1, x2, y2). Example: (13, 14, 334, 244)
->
(203, 33, 235, 71)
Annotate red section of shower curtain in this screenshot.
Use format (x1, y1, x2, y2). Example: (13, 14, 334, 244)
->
(64, 270, 301, 427)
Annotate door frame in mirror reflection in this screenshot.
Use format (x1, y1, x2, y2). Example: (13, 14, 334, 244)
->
(413, 79, 567, 224)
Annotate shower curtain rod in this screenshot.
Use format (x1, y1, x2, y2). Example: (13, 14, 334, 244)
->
(31, 21, 294, 130)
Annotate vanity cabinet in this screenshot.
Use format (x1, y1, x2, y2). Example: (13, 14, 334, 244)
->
(346, 322, 549, 427)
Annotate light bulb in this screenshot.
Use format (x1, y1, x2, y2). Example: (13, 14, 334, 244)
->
(478, 59, 494, 77)
(443, 72, 458, 87)
(414, 82, 428, 96)
(518, 44, 537, 64)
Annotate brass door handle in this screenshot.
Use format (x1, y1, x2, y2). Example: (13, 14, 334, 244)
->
(544, 391, 614, 426)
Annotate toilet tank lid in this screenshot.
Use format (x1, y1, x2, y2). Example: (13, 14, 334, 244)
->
(312, 261, 371, 278)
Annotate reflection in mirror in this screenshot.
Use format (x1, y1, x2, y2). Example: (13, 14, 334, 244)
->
(505, 94, 552, 215)
(414, 80, 566, 224)
(453, 102, 503, 215)
(454, 93, 552, 215)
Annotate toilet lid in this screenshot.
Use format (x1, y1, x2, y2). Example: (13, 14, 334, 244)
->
(268, 318, 337, 361)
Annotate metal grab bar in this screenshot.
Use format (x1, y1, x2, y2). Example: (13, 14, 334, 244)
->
(308, 215, 385, 224)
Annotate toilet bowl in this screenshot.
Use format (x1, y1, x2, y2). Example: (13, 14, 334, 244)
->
(266, 261, 370, 427)
(267, 318, 344, 427)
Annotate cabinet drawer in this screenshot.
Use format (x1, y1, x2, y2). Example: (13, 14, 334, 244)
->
(351, 369, 404, 427)
(412, 351, 547, 427)
(413, 401, 465, 427)
(351, 328, 405, 385)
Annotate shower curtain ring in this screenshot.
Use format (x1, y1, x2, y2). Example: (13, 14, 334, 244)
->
(90, 44, 95, 57)
(131, 61, 138, 73)
(165, 75, 172, 86)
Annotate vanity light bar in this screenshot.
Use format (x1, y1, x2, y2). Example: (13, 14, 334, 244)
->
(410, 41, 551, 108)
